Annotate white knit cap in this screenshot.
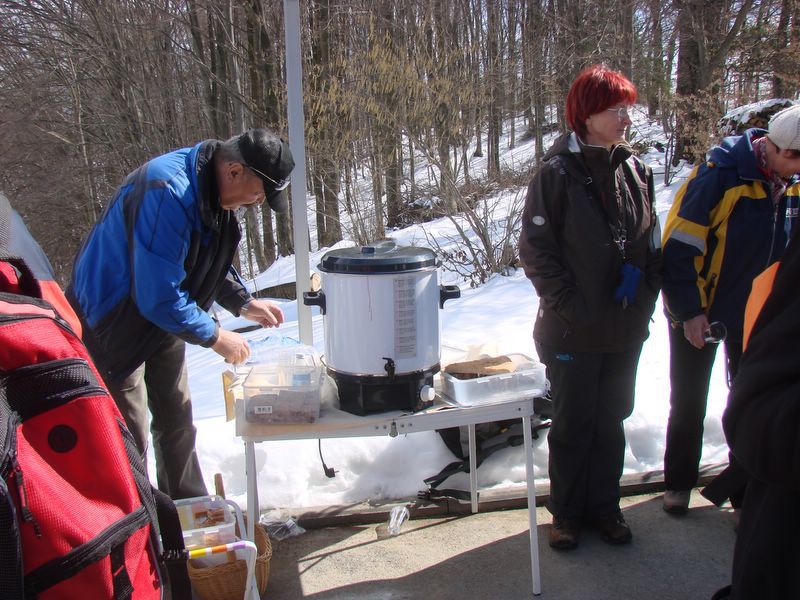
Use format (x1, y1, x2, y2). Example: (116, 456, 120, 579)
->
(768, 104, 800, 150)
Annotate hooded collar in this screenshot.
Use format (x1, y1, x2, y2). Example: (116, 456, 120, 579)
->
(708, 129, 768, 182)
(543, 132, 634, 175)
(194, 140, 224, 230)
(574, 134, 633, 172)
(547, 132, 633, 169)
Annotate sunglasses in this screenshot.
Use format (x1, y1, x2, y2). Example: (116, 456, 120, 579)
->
(245, 164, 290, 191)
(605, 106, 632, 120)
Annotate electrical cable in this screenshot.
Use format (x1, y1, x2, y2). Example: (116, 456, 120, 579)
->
(318, 439, 336, 478)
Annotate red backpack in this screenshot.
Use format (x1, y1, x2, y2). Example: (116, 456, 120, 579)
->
(0, 194, 191, 599)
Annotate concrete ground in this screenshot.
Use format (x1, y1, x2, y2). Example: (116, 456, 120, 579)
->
(262, 489, 736, 599)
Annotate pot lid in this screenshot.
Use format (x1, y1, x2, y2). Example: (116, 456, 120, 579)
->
(319, 240, 437, 274)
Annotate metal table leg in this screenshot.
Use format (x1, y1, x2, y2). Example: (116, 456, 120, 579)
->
(522, 415, 541, 595)
(245, 440, 257, 543)
(468, 423, 478, 513)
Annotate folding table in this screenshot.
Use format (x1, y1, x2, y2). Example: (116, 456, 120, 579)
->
(235, 396, 542, 596)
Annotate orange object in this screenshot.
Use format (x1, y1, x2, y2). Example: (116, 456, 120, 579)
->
(743, 262, 780, 351)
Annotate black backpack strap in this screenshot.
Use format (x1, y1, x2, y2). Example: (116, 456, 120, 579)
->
(421, 419, 552, 503)
(0, 384, 25, 600)
(0, 478, 24, 599)
(152, 489, 192, 600)
(420, 487, 473, 503)
(422, 460, 470, 492)
(419, 439, 513, 503)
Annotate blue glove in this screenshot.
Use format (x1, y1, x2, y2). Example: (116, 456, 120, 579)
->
(613, 263, 642, 308)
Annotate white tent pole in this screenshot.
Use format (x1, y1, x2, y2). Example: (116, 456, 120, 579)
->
(283, 0, 313, 345)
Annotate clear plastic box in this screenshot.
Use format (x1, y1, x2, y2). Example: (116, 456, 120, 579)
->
(439, 353, 548, 407)
(174, 495, 236, 550)
(242, 347, 323, 424)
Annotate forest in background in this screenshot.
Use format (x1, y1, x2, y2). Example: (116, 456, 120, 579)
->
(1, 0, 798, 283)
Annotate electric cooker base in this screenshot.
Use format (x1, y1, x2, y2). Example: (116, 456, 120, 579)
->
(331, 366, 438, 416)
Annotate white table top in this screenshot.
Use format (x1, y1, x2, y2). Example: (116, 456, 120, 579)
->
(235, 396, 536, 442)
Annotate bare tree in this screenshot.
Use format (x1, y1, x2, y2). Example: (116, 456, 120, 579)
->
(672, 0, 755, 164)
(0, 0, 791, 284)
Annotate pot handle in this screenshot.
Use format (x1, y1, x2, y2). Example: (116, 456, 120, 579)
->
(303, 290, 326, 315)
(439, 285, 461, 308)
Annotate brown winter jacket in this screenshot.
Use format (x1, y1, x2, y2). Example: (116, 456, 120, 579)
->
(519, 132, 662, 353)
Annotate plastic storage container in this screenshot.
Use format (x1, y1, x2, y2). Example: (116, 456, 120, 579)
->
(175, 495, 236, 550)
(242, 347, 323, 424)
(440, 353, 548, 406)
(243, 333, 303, 366)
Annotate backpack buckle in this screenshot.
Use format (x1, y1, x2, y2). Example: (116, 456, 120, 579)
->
(162, 548, 189, 564)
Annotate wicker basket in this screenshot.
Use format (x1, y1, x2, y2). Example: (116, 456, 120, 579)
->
(188, 521, 272, 600)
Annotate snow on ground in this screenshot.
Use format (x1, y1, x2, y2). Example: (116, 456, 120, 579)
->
(148, 106, 740, 514)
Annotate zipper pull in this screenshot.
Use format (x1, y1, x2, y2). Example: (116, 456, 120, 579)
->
(614, 233, 627, 261)
(12, 456, 42, 537)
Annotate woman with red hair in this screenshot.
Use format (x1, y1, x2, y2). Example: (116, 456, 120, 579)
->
(519, 65, 662, 550)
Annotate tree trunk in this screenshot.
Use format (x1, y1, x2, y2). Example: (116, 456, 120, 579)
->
(308, 0, 343, 248)
(371, 150, 386, 239)
(275, 208, 293, 257)
(646, 0, 666, 116)
(773, 0, 799, 98)
(672, 0, 753, 165)
(260, 204, 276, 264)
(486, 0, 501, 177)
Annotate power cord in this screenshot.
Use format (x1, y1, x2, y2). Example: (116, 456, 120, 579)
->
(318, 439, 336, 478)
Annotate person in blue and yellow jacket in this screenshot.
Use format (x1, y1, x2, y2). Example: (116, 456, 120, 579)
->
(68, 128, 294, 500)
(660, 104, 800, 516)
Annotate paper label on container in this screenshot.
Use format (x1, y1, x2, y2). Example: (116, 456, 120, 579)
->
(221, 370, 237, 422)
(393, 276, 417, 358)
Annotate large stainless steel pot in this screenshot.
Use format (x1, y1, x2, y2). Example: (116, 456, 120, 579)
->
(303, 240, 460, 415)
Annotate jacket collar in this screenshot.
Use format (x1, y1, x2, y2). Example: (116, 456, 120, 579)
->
(710, 129, 767, 182)
(193, 140, 223, 230)
(546, 132, 634, 177)
(574, 135, 633, 171)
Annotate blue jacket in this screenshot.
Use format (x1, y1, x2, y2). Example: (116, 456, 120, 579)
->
(69, 140, 251, 382)
(661, 129, 800, 343)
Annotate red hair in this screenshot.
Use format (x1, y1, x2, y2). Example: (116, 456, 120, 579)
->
(565, 65, 638, 138)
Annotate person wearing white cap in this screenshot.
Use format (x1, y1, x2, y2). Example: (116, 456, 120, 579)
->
(763, 103, 800, 176)
(660, 103, 800, 516)
(67, 128, 295, 499)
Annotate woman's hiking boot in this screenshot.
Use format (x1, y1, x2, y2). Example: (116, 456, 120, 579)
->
(549, 516, 580, 550)
(591, 511, 632, 545)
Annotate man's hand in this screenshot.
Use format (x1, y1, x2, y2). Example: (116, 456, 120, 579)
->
(683, 314, 710, 350)
(241, 299, 285, 328)
(212, 329, 251, 364)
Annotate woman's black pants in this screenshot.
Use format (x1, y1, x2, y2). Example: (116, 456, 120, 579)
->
(536, 341, 643, 520)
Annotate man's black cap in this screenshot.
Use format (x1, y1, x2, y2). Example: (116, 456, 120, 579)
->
(237, 129, 295, 212)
